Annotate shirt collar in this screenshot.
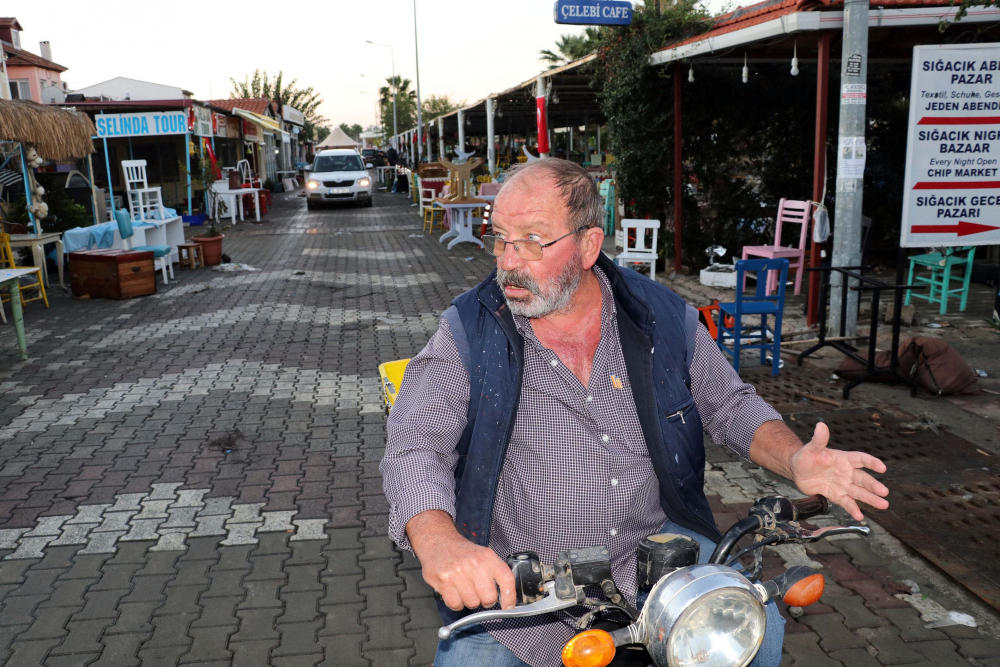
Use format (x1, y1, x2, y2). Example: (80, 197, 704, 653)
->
(512, 265, 617, 343)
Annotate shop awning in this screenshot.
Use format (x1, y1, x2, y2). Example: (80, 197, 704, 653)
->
(234, 108, 288, 137)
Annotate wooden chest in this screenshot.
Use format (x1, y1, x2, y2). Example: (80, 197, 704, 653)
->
(69, 249, 156, 299)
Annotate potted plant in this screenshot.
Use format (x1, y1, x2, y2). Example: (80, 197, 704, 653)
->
(190, 155, 227, 266)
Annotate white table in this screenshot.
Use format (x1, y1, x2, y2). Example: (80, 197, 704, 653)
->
(375, 166, 395, 185)
(212, 187, 262, 222)
(437, 200, 487, 250)
(1, 268, 38, 359)
(108, 217, 184, 264)
(8, 233, 65, 292)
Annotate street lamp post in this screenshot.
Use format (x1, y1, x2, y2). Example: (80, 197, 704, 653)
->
(413, 0, 424, 163)
(366, 40, 398, 151)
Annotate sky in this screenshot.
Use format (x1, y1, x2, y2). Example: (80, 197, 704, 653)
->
(10, 0, 729, 130)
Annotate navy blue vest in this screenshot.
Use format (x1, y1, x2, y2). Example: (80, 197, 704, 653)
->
(443, 253, 722, 551)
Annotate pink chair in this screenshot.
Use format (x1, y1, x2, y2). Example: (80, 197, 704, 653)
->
(741, 198, 811, 295)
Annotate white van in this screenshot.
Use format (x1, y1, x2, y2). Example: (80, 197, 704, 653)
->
(306, 149, 373, 209)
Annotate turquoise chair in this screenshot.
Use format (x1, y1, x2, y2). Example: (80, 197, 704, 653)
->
(114, 209, 174, 284)
(904, 246, 976, 314)
(718, 258, 789, 376)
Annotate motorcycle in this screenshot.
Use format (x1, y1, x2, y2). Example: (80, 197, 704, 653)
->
(437, 494, 869, 667)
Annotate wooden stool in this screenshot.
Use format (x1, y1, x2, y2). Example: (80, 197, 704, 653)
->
(178, 243, 203, 269)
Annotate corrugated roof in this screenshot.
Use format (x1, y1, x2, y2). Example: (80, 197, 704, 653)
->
(663, 0, 957, 49)
(206, 98, 277, 116)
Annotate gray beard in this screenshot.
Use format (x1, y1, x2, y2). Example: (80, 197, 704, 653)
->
(496, 257, 583, 319)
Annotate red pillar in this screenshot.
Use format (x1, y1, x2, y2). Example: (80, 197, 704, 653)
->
(808, 33, 831, 326)
(536, 75, 550, 156)
(673, 63, 683, 274)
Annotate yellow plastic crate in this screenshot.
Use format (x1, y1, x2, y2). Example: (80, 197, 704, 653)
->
(378, 358, 411, 413)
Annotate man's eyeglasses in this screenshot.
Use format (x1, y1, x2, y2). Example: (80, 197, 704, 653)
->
(482, 229, 582, 261)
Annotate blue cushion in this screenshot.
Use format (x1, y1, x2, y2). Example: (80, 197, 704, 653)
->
(132, 244, 171, 258)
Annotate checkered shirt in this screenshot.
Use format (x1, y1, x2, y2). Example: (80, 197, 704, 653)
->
(382, 267, 782, 667)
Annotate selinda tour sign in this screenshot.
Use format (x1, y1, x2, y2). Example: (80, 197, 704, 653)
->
(901, 43, 1000, 247)
(554, 0, 632, 26)
(94, 111, 188, 138)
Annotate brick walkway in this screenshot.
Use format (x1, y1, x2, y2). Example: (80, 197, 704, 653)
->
(0, 188, 998, 666)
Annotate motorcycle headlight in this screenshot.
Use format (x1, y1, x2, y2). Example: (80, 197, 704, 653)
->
(641, 564, 766, 667)
(358, 178, 371, 187)
(667, 587, 765, 667)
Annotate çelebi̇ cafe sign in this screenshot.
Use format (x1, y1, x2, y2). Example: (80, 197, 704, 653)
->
(901, 43, 1000, 246)
(553, 0, 632, 25)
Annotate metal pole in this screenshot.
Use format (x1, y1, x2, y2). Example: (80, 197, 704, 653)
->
(101, 112, 115, 221)
(413, 0, 424, 163)
(829, 0, 870, 335)
(426, 123, 433, 162)
(458, 109, 465, 154)
(597, 124, 601, 155)
(18, 143, 37, 234)
(673, 63, 683, 274)
(87, 153, 98, 224)
(185, 132, 192, 216)
(808, 33, 832, 327)
(486, 98, 496, 176)
(438, 116, 445, 161)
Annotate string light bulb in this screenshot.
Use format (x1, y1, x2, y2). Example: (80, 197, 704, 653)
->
(742, 53, 749, 83)
(791, 40, 800, 76)
(688, 64, 695, 83)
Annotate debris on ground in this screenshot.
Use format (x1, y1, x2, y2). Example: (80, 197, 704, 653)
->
(926, 611, 978, 629)
(408, 234, 424, 238)
(212, 263, 259, 272)
(900, 579, 920, 594)
(294, 270, 306, 275)
(899, 414, 944, 434)
(206, 429, 243, 454)
(975, 368, 989, 377)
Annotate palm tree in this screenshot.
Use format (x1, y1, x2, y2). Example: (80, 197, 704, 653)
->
(539, 29, 599, 69)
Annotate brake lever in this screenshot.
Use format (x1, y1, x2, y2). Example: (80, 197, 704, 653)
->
(437, 581, 582, 640)
(783, 524, 871, 542)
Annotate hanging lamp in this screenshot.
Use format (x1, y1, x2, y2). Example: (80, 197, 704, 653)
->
(790, 40, 800, 76)
(742, 53, 749, 83)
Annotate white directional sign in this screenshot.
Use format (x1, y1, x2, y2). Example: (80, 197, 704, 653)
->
(901, 43, 1000, 247)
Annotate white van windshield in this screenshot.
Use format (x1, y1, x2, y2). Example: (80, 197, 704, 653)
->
(314, 155, 364, 172)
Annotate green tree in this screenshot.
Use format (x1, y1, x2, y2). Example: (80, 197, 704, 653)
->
(539, 28, 599, 69)
(229, 69, 328, 129)
(339, 123, 364, 141)
(422, 94, 465, 121)
(378, 75, 418, 134)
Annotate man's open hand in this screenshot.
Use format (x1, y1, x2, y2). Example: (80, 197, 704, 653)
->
(407, 510, 516, 612)
(790, 422, 889, 521)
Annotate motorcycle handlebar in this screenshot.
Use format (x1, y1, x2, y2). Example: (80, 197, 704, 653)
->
(791, 495, 829, 521)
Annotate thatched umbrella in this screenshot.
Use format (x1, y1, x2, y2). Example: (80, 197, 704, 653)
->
(0, 99, 96, 160)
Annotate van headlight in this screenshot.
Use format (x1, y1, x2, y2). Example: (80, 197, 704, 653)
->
(358, 178, 371, 187)
(641, 564, 766, 667)
(307, 180, 320, 190)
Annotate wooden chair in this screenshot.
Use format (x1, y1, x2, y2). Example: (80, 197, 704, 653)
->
(904, 245, 977, 314)
(115, 210, 173, 284)
(718, 258, 789, 376)
(741, 198, 811, 296)
(614, 219, 660, 281)
(0, 232, 48, 310)
(423, 204, 444, 233)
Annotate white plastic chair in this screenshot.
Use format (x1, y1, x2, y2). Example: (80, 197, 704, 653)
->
(614, 219, 660, 281)
(420, 187, 436, 215)
(121, 160, 166, 223)
(236, 159, 253, 186)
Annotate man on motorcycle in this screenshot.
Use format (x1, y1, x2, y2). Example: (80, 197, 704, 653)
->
(381, 159, 890, 667)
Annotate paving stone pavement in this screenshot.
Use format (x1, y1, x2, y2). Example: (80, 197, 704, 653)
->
(1, 187, 998, 666)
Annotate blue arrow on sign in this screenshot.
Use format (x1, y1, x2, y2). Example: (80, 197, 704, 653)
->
(554, 0, 633, 26)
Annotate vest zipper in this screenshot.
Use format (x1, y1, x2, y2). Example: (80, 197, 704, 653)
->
(669, 409, 686, 425)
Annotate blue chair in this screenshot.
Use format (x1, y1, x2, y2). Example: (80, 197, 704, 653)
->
(114, 209, 173, 284)
(717, 258, 789, 376)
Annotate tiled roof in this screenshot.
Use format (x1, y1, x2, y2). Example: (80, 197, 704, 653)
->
(664, 0, 956, 49)
(205, 98, 276, 116)
(0, 18, 23, 30)
(2, 44, 67, 72)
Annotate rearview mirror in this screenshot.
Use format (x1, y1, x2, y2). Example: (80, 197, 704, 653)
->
(366, 163, 375, 169)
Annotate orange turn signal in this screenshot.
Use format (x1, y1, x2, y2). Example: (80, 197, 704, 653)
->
(783, 573, 826, 607)
(562, 629, 616, 667)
